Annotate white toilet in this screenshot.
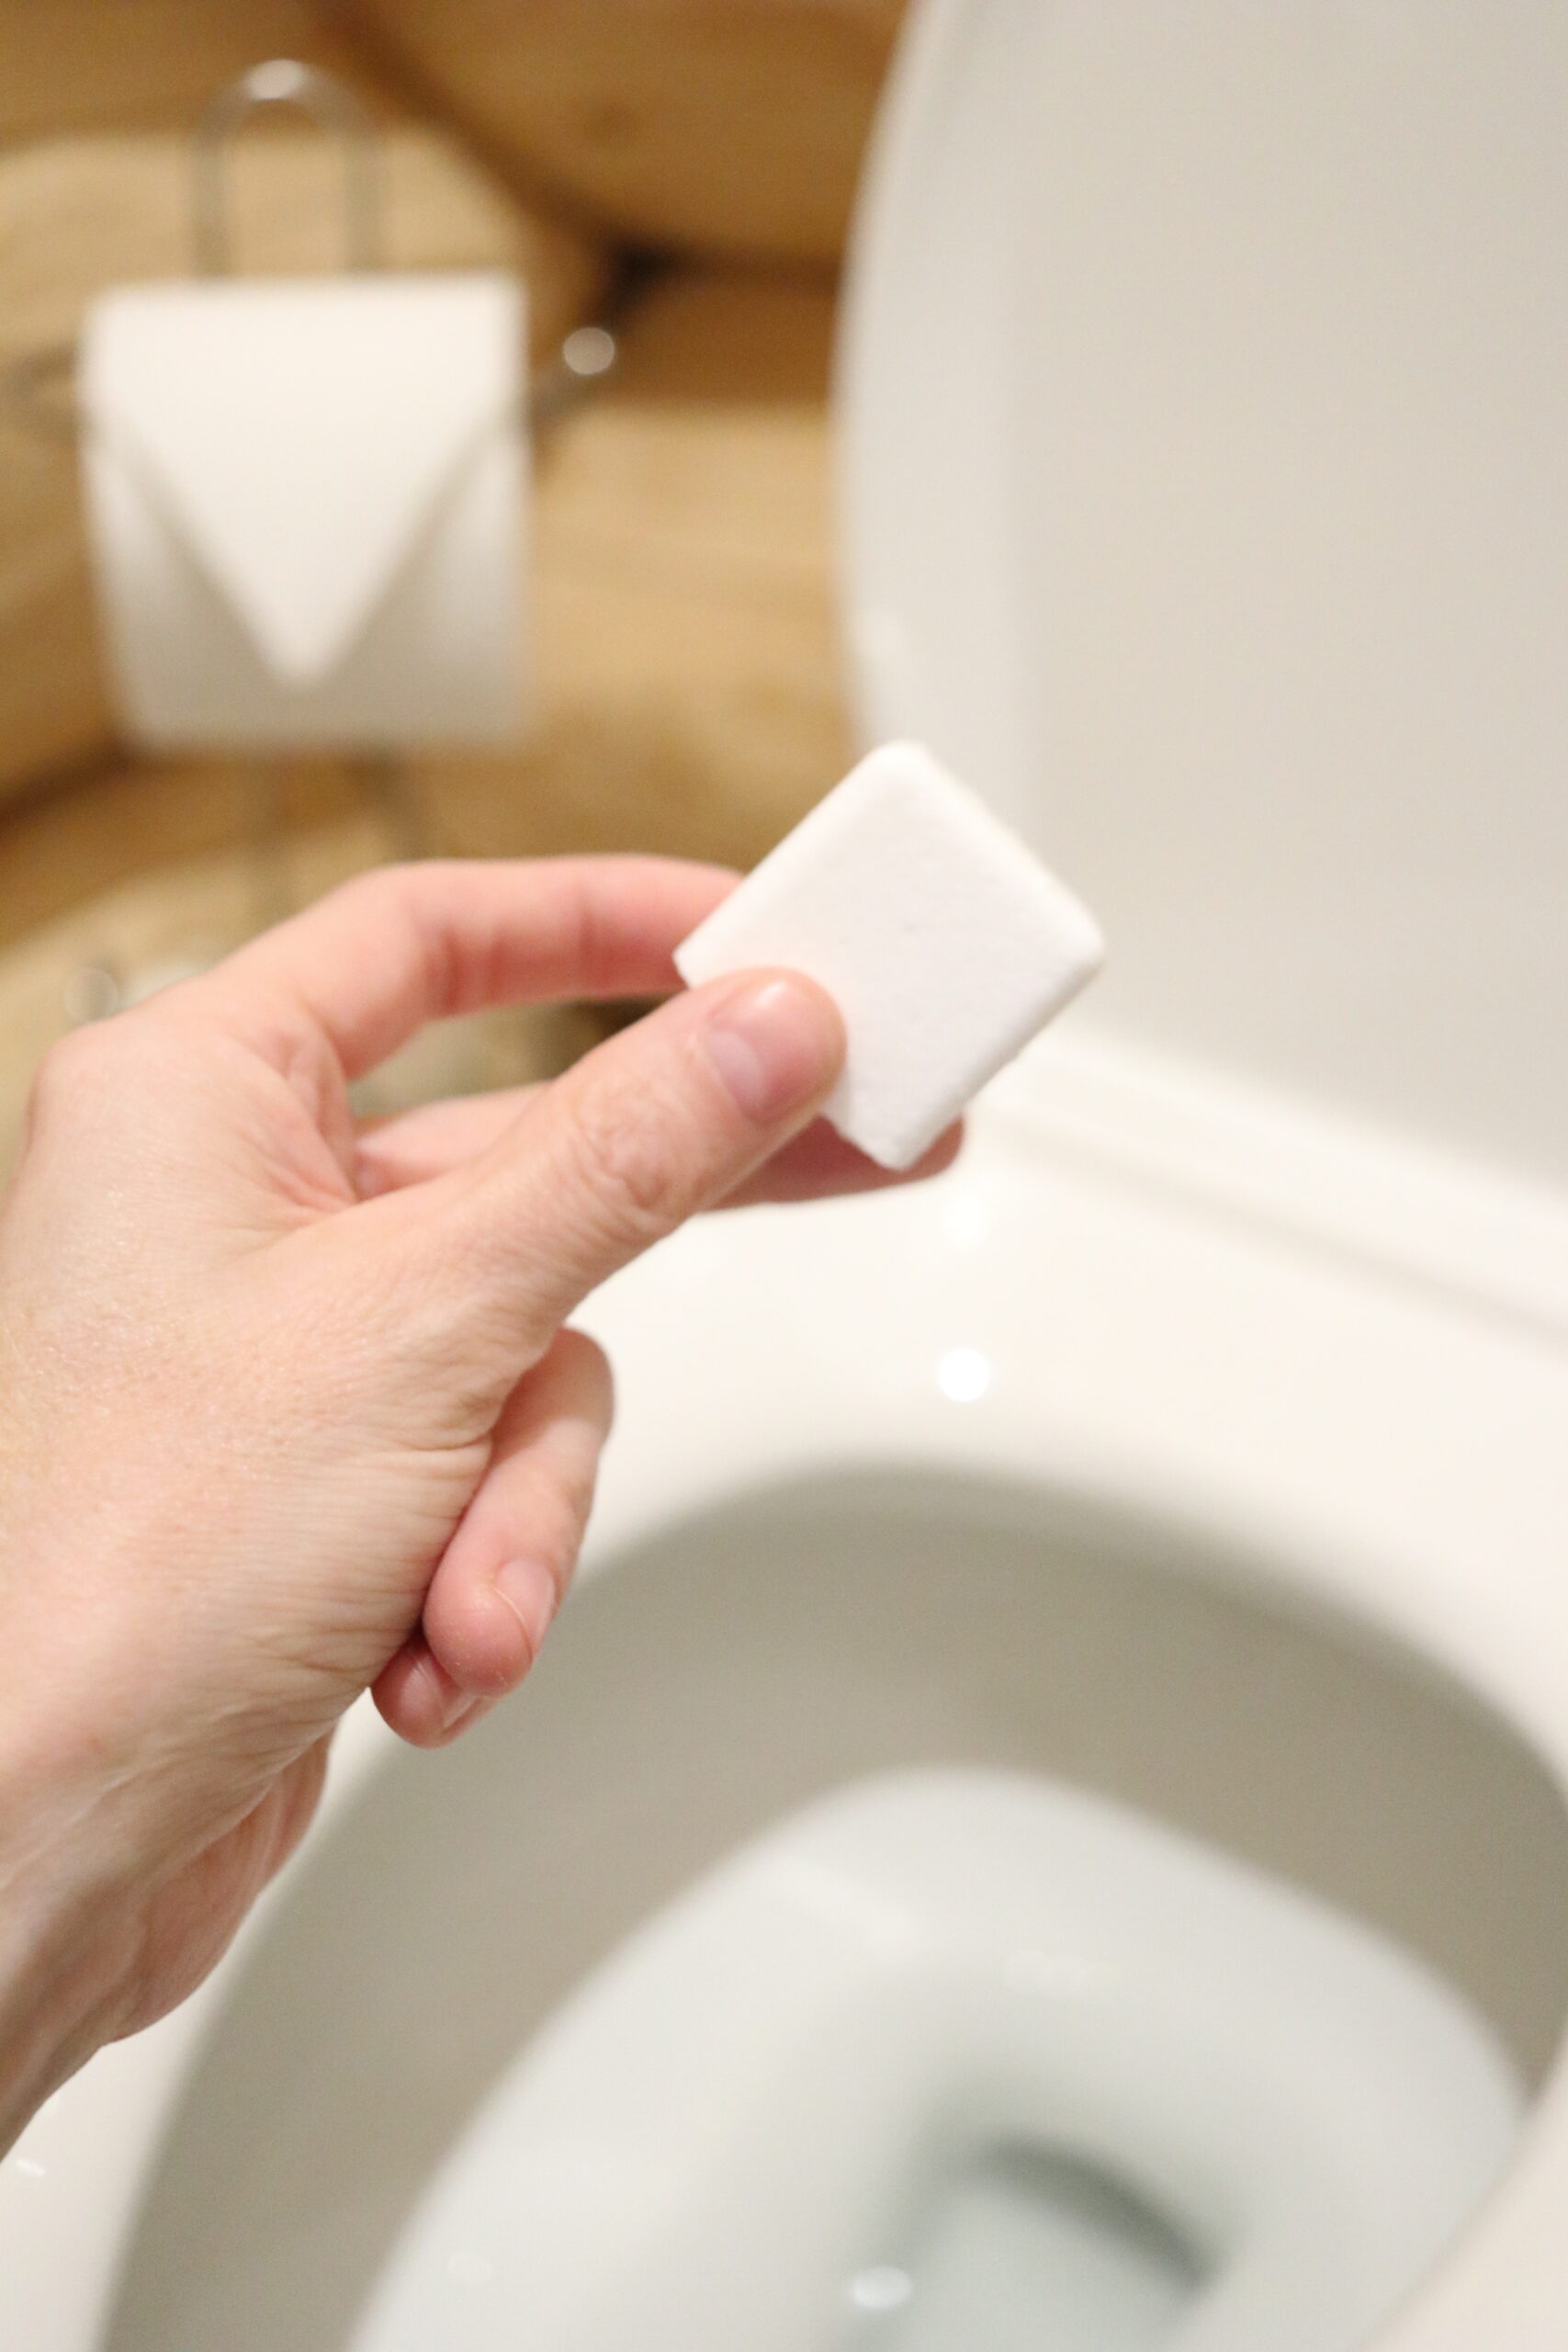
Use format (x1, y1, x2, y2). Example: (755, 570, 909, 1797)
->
(341, 1770, 1521, 2352)
(6, 3, 1568, 2347)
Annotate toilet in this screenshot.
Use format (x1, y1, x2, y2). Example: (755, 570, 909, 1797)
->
(342, 1770, 1521, 2352)
(6, 3, 1568, 2347)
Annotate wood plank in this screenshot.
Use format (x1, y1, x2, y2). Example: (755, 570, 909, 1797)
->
(0, 780, 597, 1171)
(0, 1, 376, 145)
(328, 0, 905, 263)
(416, 267, 850, 872)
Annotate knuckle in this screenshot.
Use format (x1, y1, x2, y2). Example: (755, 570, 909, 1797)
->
(27, 1023, 115, 1123)
(326, 861, 414, 919)
(28, 1006, 199, 1134)
(564, 1080, 685, 1242)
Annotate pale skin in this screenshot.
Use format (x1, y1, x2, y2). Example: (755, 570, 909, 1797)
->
(0, 856, 957, 2156)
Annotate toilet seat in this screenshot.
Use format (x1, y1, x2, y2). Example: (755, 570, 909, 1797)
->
(347, 1770, 1517, 2352)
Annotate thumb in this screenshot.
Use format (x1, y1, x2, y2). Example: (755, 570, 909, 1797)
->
(405, 969, 844, 1357)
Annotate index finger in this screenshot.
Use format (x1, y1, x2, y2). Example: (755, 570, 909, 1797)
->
(200, 856, 739, 1079)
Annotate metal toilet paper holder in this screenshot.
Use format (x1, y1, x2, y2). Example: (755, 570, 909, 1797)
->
(1, 60, 623, 1041)
(189, 59, 412, 946)
(193, 58, 382, 281)
(5, 62, 405, 1029)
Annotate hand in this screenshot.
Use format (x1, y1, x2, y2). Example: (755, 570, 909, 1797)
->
(0, 857, 956, 2144)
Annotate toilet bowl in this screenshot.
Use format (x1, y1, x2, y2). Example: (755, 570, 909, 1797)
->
(344, 1770, 1520, 2352)
(6, 1148, 1568, 2352)
(6, 4, 1568, 2347)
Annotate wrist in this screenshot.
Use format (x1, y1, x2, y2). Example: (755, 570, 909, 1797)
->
(0, 1716, 141, 2154)
(0, 1862, 135, 2156)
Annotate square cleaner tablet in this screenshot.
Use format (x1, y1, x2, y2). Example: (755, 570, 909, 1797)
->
(674, 741, 1105, 1170)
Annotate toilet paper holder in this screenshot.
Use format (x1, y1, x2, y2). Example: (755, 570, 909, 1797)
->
(2, 62, 383, 444)
(193, 58, 381, 280)
(22, 62, 415, 1006)
(2, 61, 623, 1044)
(4, 59, 620, 442)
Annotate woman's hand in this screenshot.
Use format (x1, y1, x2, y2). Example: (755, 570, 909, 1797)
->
(0, 856, 955, 2146)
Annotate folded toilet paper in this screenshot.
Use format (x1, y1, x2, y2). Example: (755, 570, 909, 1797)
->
(80, 272, 525, 750)
(674, 741, 1105, 1169)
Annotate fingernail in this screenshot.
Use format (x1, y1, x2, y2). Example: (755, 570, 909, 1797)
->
(703, 977, 841, 1125)
(493, 1558, 559, 1659)
(442, 1689, 477, 1732)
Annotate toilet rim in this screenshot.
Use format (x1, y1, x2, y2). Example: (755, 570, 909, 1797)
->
(4, 1073, 1568, 2352)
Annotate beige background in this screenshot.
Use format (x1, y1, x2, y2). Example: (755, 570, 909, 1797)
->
(0, 2, 902, 1155)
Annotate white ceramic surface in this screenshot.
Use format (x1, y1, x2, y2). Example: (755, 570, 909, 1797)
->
(347, 1770, 1517, 2352)
(4, 1068, 1568, 2349)
(840, 0, 1568, 1189)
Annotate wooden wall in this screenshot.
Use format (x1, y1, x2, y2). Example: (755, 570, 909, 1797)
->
(0, 1, 904, 1148)
(324, 0, 905, 261)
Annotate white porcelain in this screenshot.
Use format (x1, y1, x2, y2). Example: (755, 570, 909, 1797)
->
(6, 1070, 1568, 2349)
(6, 4, 1568, 2346)
(841, 0, 1568, 1189)
(348, 1770, 1518, 2352)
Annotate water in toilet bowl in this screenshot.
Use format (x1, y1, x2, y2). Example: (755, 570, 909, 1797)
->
(347, 1771, 1519, 2352)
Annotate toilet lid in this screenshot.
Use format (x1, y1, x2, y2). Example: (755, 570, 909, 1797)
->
(838, 0, 1568, 1193)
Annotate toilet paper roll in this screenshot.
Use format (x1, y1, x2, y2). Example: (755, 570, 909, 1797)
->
(80, 272, 526, 750)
